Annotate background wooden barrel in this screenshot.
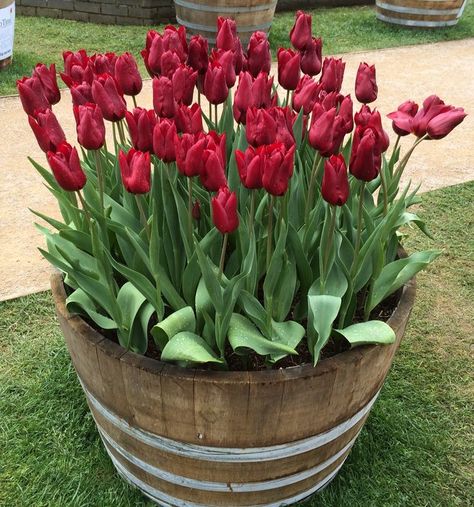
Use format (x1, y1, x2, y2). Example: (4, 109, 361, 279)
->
(173, 0, 277, 46)
(51, 273, 416, 506)
(376, 0, 467, 27)
(0, 0, 15, 70)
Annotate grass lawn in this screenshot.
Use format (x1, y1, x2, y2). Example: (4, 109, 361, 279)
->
(1, 2, 474, 95)
(0, 181, 473, 506)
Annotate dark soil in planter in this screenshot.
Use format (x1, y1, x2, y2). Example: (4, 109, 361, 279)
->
(75, 285, 403, 372)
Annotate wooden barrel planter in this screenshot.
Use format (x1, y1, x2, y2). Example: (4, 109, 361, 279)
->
(51, 273, 416, 506)
(376, 0, 468, 27)
(0, 0, 15, 70)
(173, 0, 277, 45)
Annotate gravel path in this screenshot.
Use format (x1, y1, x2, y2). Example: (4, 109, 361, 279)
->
(0, 38, 473, 301)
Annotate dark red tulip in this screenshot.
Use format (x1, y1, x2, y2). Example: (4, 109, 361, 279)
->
(92, 74, 127, 122)
(290, 10, 313, 51)
(141, 30, 163, 76)
(175, 133, 205, 177)
(247, 31, 271, 78)
(233, 38, 246, 75)
(152, 76, 177, 118)
(119, 148, 151, 194)
(62, 49, 89, 84)
(187, 35, 209, 74)
(320, 57, 345, 93)
(355, 105, 390, 152)
(269, 106, 296, 150)
(411, 95, 454, 138)
(293, 75, 320, 115)
(300, 37, 322, 76)
(203, 61, 229, 105)
(355, 62, 378, 104)
(252, 72, 273, 108)
(115, 53, 143, 96)
(246, 107, 277, 147)
(200, 133, 228, 191)
(175, 103, 203, 134)
(308, 106, 337, 155)
(339, 94, 354, 133)
(162, 25, 187, 62)
(17, 76, 50, 117)
(235, 145, 265, 189)
(212, 49, 236, 88)
(172, 65, 198, 106)
(233, 72, 273, 124)
(262, 143, 295, 196)
(216, 17, 237, 52)
(387, 100, 419, 136)
(28, 109, 66, 153)
(277, 48, 301, 91)
(125, 108, 156, 152)
(212, 186, 239, 234)
(349, 128, 380, 182)
(322, 154, 349, 206)
(153, 118, 177, 163)
(33, 63, 60, 105)
(161, 50, 182, 79)
(70, 82, 93, 106)
(74, 103, 106, 151)
(47, 142, 86, 191)
(90, 52, 117, 76)
(426, 107, 467, 139)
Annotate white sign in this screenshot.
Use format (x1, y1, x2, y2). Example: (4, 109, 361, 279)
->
(0, 2, 15, 60)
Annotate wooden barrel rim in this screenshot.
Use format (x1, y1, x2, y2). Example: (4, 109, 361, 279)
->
(50, 268, 416, 383)
(173, 0, 277, 13)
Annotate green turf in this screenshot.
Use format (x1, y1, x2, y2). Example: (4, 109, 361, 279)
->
(1, 2, 474, 95)
(0, 181, 473, 506)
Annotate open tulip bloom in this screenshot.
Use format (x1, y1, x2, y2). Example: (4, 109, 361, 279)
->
(23, 13, 466, 369)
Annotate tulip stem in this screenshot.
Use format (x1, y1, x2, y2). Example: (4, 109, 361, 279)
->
(118, 120, 127, 145)
(198, 91, 201, 107)
(214, 104, 218, 129)
(94, 150, 105, 212)
(135, 194, 151, 240)
(112, 122, 118, 153)
(248, 191, 256, 235)
(305, 154, 322, 224)
(77, 190, 91, 225)
(218, 233, 228, 282)
(285, 89, 290, 107)
(132, 95, 138, 108)
(208, 101, 212, 128)
(321, 205, 337, 293)
(394, 134, 427, 180)
(187, 177, 194, 245)
(352, 181, 366, 270)
(379, 167, 388, 216)
(266, 195, 276, 270)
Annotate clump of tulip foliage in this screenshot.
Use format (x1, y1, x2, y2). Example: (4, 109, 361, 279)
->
(21, 12, 466, 368)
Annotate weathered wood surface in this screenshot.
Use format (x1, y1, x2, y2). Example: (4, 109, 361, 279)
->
(51, 272, 416, 506)
(376, 0, 466, 26)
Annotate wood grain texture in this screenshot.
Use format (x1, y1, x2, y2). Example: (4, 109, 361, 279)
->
(376, 0, 465, 25)
(51, 270, 416, 505)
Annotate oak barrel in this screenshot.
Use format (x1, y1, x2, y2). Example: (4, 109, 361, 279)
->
(376, 0, 467, 27)
(173, 0, 277, 45)
(0, 0, 14, 70)
(51, 273, 416, 506)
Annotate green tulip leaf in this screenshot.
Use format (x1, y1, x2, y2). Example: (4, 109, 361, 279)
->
(151, 306, 196, 351)
(161, 332, 224, 365)
(66, 288, 117, 330)
(270, 319, 305, 362)
(334, 320, 396, 347)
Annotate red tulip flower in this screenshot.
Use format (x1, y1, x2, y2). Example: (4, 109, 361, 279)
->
(47, 142, 86, 192)
(293, 75, 320, 115)
(355, 105, 390, 152)
(92, 74, 127, 122)
(62, 49, 89, 84)
(153, 118, 177, 163)
(426, 107, 467, 139)
(300, 37, 322, 77)
(115, 53, 143, 96)
(320, 57, 345, 93)
(162, 25, 188, 62)
(187, 35, 209, 74)
(269, 106, 296, 150)
(411, 95, 457, 138)
(152, 76, 177, 118)
(277, 48, 301, 91)
(247, 31, 271, 78)
(212, 49, 237, 88)
(290, 10, 313, 51)
(387, 100, 419, 136)
(355, 62, 378, 104)
(175, 133, 205, 177)
(142, 30, 163, 76)
(236, 145, 265, 189)
(349, 128, 381, 182)
(233, 72, 273, 124)
(74, 103, 106, 151)
(17, 76, 50, 117)
(216, 17, 237, 52)
(212, 187, 239, 234)
(308, 106, 337, 155)
(200, 133, 228, 191)
(125, 108, 156, 153)
(322, 154, 349, 206)
(172, 65, 198, 105)
(90, 52, 117, 76)
(262, 143, 295, 196)
(33, 63, 60, 105)
(339, 94, 354, 133)
(70, 82, 93, 106)
(246, 107, 277, 147)
(175, 103, 203, 134)
(28, 109, 66, 153)
(203, 61, 229, 105)
(119, 149, 151, 194)
(161, 50, 182, 79)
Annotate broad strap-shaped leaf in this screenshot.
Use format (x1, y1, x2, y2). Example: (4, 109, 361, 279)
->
(128, 302, 155, 355)
(239, 290, 271, 338)
(116, 282, 147, 349)
(66, 288, 117, 330)
(334, 320, 396, 347)
(151, 306, 196, 351)
(194, 238, 224, 314)
(228, 314, 298, 357)
(270, 320, 305, 363)
(307, 294, 342, 365)
(161, 332, 224, 365)
(368, 250, 441, 312)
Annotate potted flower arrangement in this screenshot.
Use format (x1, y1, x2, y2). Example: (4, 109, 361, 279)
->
(18, 11, 466, 506)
